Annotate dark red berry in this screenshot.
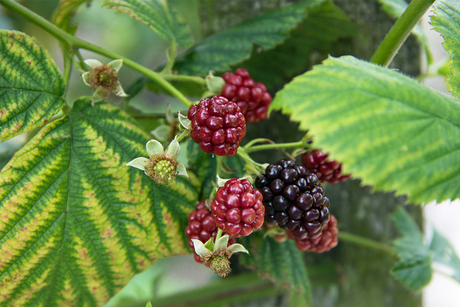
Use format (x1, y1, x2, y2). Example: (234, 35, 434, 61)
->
(220, 68, 272, 123)
(211, 178, 265, 238)
(254, 159, 331, 239)
(301, 150, 351, 183)
(188, 96, 246, 156)
(185, 202, 236, 263)
(288, 215, 338, 253)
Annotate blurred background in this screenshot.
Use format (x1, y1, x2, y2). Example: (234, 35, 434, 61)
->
(0, 0, 459, 306)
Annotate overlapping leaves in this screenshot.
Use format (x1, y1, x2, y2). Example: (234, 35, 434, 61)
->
(174, 0, 324, 76)
(102, 0, 193, 47)
(0, 30, 65, 141)
(431, 0, 460, 99)
(0, 98, 198, 306)
(271, 56, 460, 204)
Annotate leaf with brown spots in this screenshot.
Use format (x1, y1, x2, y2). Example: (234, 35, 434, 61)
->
(0, 30, 65, 142)
(0, 97, 199, 306)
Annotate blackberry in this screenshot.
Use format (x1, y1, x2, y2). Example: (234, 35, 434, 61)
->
(211, 178, 265, 238)
(221, 68, 272, 123)
(301, 150, 351, 184)
(288, 215, 338, 253)
(185, 202, 235, 263)
(255, 159, 330, 240)
(188, 96, 246, 156)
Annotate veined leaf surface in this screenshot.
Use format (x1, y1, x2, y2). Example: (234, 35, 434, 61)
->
(431, 1, 460, 99)
(0, 30, 65, 141)
(271, 56, 460, 204)
(391, 207, 432, 290)
(0, 98, 198, 306)
(174, 0, 324, 76)
(102, 0, 193, 47)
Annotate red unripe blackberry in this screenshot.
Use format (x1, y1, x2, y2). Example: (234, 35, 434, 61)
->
(288, 215, 338, 253)
(211, 178, 265, 238)
(301, 150, 351, 184)
(255, 159, 330, 240)
(185, 201, 235, 263)
(188, 96, 246, 156)
(221, 68, 272, 123)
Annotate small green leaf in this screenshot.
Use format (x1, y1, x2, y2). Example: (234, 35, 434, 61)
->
(431, 1, 460, 99)
(271, 56, 460, 204)
(0, 98, 198, 306)
(102, 0, 193, 47)
(146, 301, 152, 307)
(377, 0, 433, 64)
(257, 237, 312, 302)
(187, 141, 216, 200)
(237, 0, 356, 88)
(174, 0, 325, 76)
(0, 30, 65, 141)
(52, 0, 90, 33)
(429, 228, 460, 283)
(391, 207, 432, 290)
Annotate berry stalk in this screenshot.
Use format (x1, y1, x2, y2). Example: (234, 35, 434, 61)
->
(338, 231, 394, 255)
(245, 140, 309, 153)
(370, 0, 435, 67)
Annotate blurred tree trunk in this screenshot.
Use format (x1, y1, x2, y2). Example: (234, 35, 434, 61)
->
(198, 1, 423, 307)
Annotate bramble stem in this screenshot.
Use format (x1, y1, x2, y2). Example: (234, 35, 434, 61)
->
(215, 228, 223, 243)
(216, 156, 223, 176)
(163, 74, 207, 85)
(0, 0, 193, 108)
(176, 129, 190, 142)
(338, 231, 394, 255)
(370, 0, 435, 67)
(245, 141, 308, 153)
(161, 42, 177, 74)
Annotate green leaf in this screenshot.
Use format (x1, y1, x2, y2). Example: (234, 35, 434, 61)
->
(52, 0, 90, 33)
(377, 0, 433, 64)
(391, 207, 432, 290)
(186, 141, 216, 200)
(271, 56, 460, 204)
(236, 0, 356, 88)
(0, 30, 65, 142)
(102, 0, 193, 47)
(431, 1, 460, 99)
(429, 228, 460, 283)
(257, 237, 312, 302)
(0, 98, 199, 306)
(174, 0, 325, 76)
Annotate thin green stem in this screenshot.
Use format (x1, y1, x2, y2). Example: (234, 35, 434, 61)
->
(370, 0, 435, 67)
(216, 155, 223, 176)
(161, 42, 177, 74)
(246, 141, 307, 153)
(243, 138, 274, 150)
(215, 228, 223, 243)
(176, 129, 190, 142)
(338, 231, 394, 255)
(0, 0, 192, 108)
(163, 74, 207, 86)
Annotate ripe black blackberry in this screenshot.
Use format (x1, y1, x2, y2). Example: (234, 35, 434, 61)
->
(255, 159, 330, 240)
(301, 150, 351, 184)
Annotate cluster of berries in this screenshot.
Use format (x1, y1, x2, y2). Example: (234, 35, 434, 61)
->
(255, 159, 338, 252)
(302, 150, 351, 184)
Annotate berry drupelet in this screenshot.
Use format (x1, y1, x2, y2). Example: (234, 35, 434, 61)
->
(221, 68, 272, 123)
(211, 178, 265, 238)
(288, 215, 338, 252)
(301, 150, 351, 184)
(255, 159, 330, 240)
(185, 201, 235, 263)
(188, 96, 246, 156)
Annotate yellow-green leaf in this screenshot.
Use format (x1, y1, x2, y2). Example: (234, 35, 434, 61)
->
(0, 98, 198, 306)
(271, 56, 460, 204)
(0, 30, 65, 141)
(431, 1, 460, 99)
(52, 0, 90, 33)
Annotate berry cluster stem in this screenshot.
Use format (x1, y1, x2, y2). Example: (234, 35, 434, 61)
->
(245, 141, 308, 153)
(338, 231, 394, 255)
(370, 0, 435, 67)
(176, 129, 190, 142)
(0, 0, 193, 108)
